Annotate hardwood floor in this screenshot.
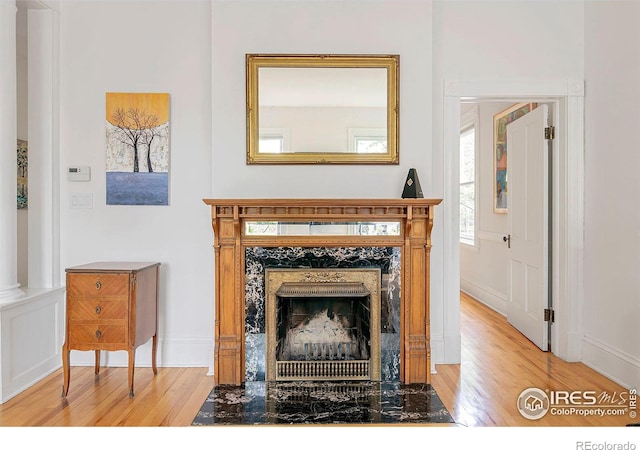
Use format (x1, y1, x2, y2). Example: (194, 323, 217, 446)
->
(431, 292, 634, 427)
(0, 366, 214, 426)
(0, 292, 633, 427)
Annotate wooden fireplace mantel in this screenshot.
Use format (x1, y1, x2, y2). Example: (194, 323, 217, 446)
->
(203, 198, 442, 385)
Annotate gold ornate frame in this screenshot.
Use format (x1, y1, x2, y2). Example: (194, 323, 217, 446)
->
(246, 54, 399, 165)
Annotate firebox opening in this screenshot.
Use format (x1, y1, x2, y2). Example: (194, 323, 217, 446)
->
(276, 295, 371, 363)
(266, 269, 382, 382)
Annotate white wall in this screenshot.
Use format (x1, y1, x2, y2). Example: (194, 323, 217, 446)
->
(583, 1, 640, 388)
(433, 1, 584, 80)
(58, 0, 213, 367)
(211, 0, 433, 198)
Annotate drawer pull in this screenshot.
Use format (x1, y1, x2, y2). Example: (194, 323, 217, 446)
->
(95, 281, 102, 290)
(95, 305, 101, 315)
(95, 330, 102, 339)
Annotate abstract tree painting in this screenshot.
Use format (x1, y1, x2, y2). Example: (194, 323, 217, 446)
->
(106, 92, 170, 205)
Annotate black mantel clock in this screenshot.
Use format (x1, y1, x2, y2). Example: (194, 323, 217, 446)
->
(401, 168, 423, 198)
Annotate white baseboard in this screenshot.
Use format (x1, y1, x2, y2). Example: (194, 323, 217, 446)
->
(460, 279, 507, 315)
(431, 333, 444, 370)
(431, 332, 461, 367)
(582, 335, 640, 390)
(558, 331, 583, 362)
(442, 332, 461, 365)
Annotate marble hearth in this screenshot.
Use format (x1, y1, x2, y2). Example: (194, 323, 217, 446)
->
(192, 381, 455, 425)
(203, 198, 441, 386)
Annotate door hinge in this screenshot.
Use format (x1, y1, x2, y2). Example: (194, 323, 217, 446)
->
(545, 126, 555, 140)
(544, 308, 555, 323)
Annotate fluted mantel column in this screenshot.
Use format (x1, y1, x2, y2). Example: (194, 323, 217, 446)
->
(0, 0, 24, 302)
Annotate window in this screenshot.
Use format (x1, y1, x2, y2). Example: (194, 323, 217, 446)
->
(460, 107, 477, 245)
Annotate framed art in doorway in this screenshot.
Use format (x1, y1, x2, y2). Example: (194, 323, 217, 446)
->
(493, 102, 537, 213)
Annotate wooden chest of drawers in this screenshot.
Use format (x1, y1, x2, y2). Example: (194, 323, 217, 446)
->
(62, 262, 160, 398)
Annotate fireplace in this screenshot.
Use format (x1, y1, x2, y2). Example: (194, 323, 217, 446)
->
(265, 268, 381, 381)
(203, 198, 441, 386)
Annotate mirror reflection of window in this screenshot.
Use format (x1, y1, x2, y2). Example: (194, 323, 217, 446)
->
(259, 136, 284, 153)
(355, 137, 387, 153)
(349, 128, 387, 153)
(246, 221, 278, 235)
(259, 128, 289, 153)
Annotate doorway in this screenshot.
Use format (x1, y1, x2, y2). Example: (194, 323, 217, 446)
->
(458, 100, 553, 351)
(440, 79, 585, 366)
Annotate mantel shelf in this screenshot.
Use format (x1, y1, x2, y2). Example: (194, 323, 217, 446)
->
(204, 198, 441, 220)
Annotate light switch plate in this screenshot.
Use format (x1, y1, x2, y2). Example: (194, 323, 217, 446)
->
(70, 193, 93, 209)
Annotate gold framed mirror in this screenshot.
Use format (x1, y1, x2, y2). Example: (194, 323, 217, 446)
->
(246, 54, 399, 164)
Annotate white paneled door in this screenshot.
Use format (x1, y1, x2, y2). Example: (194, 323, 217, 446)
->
(506, 104, 550, 351)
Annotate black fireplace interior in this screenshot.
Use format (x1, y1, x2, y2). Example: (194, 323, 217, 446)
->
(276, 294, 371, 363)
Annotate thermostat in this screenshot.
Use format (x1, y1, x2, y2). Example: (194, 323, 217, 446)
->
(67, 166, 91, 182)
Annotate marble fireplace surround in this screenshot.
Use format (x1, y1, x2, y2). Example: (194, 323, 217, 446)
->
(203, 198, 441, 386)
(245, 246, 400, 383)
